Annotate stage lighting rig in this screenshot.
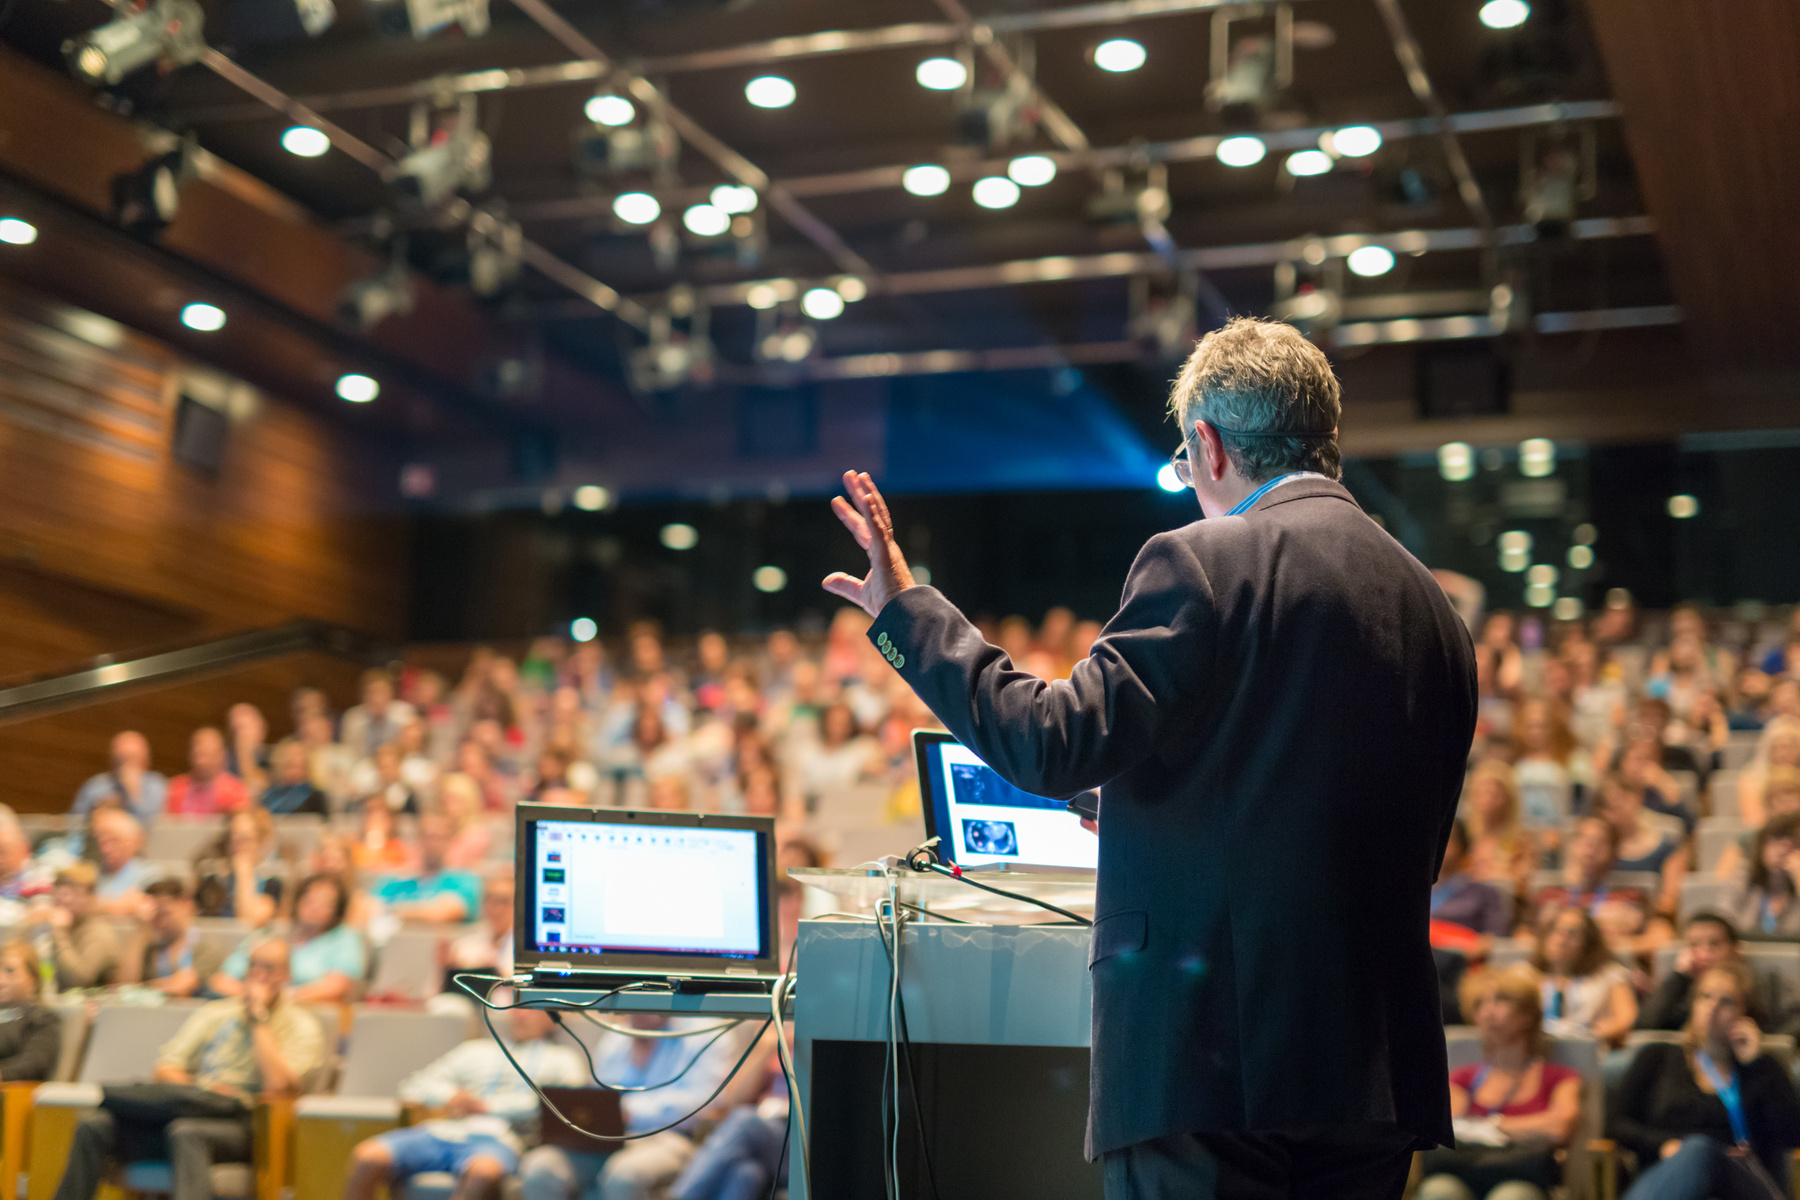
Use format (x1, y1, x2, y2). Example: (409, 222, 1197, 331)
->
(628, 302, 713, 394)
(338, 238, 415, 330)
(65, 0, 206, 87)
(370, 0, 488, 39)
(572, 116, 678, 180)
(1085, 164, 1170, 226)
(1205, 3, 1295, 125)
(110, 137, 196, 238)
(466, 207, 521, 297)
(1518, 126, 1595, 238)
(391, 94, 491, 210)
(1128, 274, 1199, 360)
(1269, 256, 1342, 337)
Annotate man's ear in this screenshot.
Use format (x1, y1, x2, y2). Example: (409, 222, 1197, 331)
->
(1194, 421, 1229, 483)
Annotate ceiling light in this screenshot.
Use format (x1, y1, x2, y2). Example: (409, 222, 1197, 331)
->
(612, 192, 661, 225)
(744, 75, 796, 109)
(1518, 437, 1556, 477)
(1330, 125, 1383, 157)
(0, 218, 39, 246)
(1007, 155, 1057, 186)
(336, 373, 379, 403)
(660, 522, 699, 550)
(1285, 149, 1332, 177)
(779, 330, 815, 362)
(746, 283, 782, 310)
(835, 276, 867, 303)
(1216, 135, 1266, 167)
(585, 94, 634, 126)
(682, 203, 730, 237)
(711, 184, 757, 214)
(972, 176, 1021, 209)
(1156, 463, 1185, 493)
(179, 302, 225, 331)
(915, 56, 967, 90)
(752, 565, 788, 593)
(572, 485, 610, 511)
(1526, 563, 1558, 587)
(280, 126, 330, 157)
(801, 287, 845, 320)
(1499, 530, 1532, 554)
(569, 617, 598, 642)
(1567, 545, 1594, 570)
(1667, 494, 1699, 519)
(1437, 442, 1474, 482)
(1346, 245, 1396, 276)
(1524, 582, 1554, 607)
(1094, 38, 1146, 72)
(1553, 596, 1583, 621)
(1573, 522, 1597, 545)
(902, 164, 951, 196)
(1479, 0, 1530, 29)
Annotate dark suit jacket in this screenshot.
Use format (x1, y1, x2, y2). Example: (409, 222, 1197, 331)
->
(870, 478, 1478, 1158)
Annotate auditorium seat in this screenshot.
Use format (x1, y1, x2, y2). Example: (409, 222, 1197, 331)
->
(1443, 1026, 1606, 1200)
(1695, 818, 1749, 874)
(1677, 877, 1736, 925)
(1724, 734, 1761, 771)
(1709, 770, 1742, 820)
(144, 820, 225, 863)
(368, 929, 448, 1002)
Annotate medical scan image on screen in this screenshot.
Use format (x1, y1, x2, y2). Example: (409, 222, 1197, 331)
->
(532, 820, 765, 959)
(933, 741, 1097, 869)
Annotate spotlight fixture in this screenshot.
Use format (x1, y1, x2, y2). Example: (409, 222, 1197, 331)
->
(569, 617, 598, 642)
(1479, 0, 1529, 29)
(1524, 583, 1554, 608)
(370, 0, 488, 39)
(1007, 155, 1057, 187)
(392, 96, 491, 210)
(64, 0, 205, 86)
(111, 145, 193, 238)
(711, 184, 758, 214)
(682, 204, 730, 237)
(744, 75, 796, 109)
(1346, 245, 1395, 277)
(1215, 136, 1266, 167)
(834, 276, 867, 303)
(1285, 149, 1331, 177)
(915, 57, 967, 91)
(660, 522, 699, 550)
(1094, 38, 1146, 72)
(972, 176, 1021, 209)
(801, 287, 845, 320)
(0, 219, 37, 246)
(467, 210, 522, 297)
(752, 565, 788, 593)
(281, 126, 330, 157)
(1437, 442, 1475, 482)
(573, 116, 677, 179)
(1526, 563, 1558, 587)
(179, 302, 225, 331)
(745, 283, 783, 310)
(957, 85, 1032, 150)
(338, 246, 414, 331)
(572, 485, 610, 511)
(335, 373, 380, 403)
(1329, 125, 1383, 157)
(585, 94, 634, 127)
(1667, 494, 1699, 519)
(902, 164, 951, 196)
(613, 192, 661, 225)
(1156, 463, 1185, 493)
(1518, 438, 1556, 477)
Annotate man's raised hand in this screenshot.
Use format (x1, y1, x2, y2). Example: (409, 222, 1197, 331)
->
(822, 470, 915, 617)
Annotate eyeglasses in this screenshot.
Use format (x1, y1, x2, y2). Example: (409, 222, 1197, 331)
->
(1169, 439, 1194, 487)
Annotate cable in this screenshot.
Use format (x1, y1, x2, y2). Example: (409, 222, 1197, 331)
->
(887, 873, 902, 1200)
(573, 1012, 744, 1038)
(771, 971, 808, 1180)
(912, 859, 1093, 927)
(765, 1107, 792, 1200)
(873, 885, 943, 1200)
(550, 1010, 740, 1092)
(897, 900, 973, 924)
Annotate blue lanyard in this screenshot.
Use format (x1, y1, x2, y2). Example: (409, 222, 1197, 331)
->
(1762, 897, 1779, 934)
(1226, 472, 1318, 516)
(1697, 1050, 1750, 1146)
(1580, 885, 1608, 915)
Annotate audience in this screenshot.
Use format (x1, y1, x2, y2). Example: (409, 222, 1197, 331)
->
(115, 878, 221, 998)
(373, 814, 480, 923)
(1723, 813, 1800, 937)
(165, 728, 249, 816)
(193, 809, 283, 924)
(1638, 912, 1800, 1037)
(31, 864, 120, 991)
(0, 939, 61, 1080)
(260, 739, 329, 816)
(71, 731, 166, 827)
(341, 669, 418, 759)
(90, 808, 154, 912)
(1533, 904, 1638, 1046)
(1529, 817, 1659, 953)
(1432, 818, 1513, 952)
(212, 873, 364, 1004)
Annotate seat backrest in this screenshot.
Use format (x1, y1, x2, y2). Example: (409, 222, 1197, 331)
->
(336, 1010, 473, 1097)
(144, 821, 224, 864)
(1666, 770, 1700, 809)
(1710, 771, 1743, 820)
(368, 929, 449, 1000)
(1723, 736, 1759, 771)
(1487, 940, 1534, 970)
(1679, 878, 1737, 925)
(1443, 1029, 1603, 1145)
(1529, 870, 1663, 898)
(77, 1004, 205, 1084)
(1697, 825, 1746, 874)
(52, 1004, 89, 1081)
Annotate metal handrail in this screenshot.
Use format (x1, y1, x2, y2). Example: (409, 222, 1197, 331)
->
(0, 620, 390, 723)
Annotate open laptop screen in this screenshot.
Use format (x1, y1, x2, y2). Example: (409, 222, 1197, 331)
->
(526, 815, 770, 962)
(914, 731, 1097, 871)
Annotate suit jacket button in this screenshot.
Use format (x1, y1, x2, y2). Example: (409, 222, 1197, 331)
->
(894, 654, 905, 669)
(877, 632, 890, 649)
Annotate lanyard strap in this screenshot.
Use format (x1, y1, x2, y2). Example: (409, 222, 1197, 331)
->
(1429, 878, 1468, 914)
(1466, 1063, 1530, 1116)
(1697, 1050, 1751, 1146)
(1225, 472, 1320, 516)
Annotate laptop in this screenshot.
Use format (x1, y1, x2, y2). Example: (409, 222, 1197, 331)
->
(516, 804, 781, 993)
(914, 730, 1097, 874)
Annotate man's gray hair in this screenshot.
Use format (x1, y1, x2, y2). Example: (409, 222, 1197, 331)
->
(1167, 316, 1343, 482)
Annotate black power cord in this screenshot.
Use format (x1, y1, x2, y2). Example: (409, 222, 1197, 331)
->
(903, 840, 1094, 927)
(875, 899, 943, 1200)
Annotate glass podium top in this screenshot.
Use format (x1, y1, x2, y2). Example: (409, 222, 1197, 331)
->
(788, 866, 1096, 924)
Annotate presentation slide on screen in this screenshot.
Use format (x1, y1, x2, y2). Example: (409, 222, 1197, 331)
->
(935, 742, 1097, 870)
(534, 821, 763, 958)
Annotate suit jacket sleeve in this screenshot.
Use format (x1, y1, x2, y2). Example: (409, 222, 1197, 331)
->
(870, 530, 1211, 799)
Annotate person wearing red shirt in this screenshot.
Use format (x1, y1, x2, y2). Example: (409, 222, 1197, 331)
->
(165, 727, 249, 816)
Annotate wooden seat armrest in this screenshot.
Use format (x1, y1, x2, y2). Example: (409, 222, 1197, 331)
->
(253, 1095, 298, 1200)
(399, 1103, 441, 1127)
(1, 1082, 40, 1200)
(1587, 1139, 1618, 1200)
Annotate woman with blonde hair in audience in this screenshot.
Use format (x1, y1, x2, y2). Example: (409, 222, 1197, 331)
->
(434, 773, 491, 868)
(1532, 904, 1637, 1047)
(1600, 771, 1690, 920)
(1724, 813, 1800, 938)
(1610, 961, 1800, 1198)
(1740, 718, 1800, 828)
(1417, 964, 1583, 1200)
(1465, 760, 1537, 892)
(307, 832, 373, 928)
(1511, 699, 1585, 832)
(193, 807, 283, 924)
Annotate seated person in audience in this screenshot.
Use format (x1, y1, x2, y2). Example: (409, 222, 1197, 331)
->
(1417, 964, 1583, 1200)
(352, 742, 421, 816)
(1638, 912, 1800, 1038)
(519, 1015, 746, 1200)
(51, 939, 323, 1200)
(340, 668, 418, 759)
(1713, 767, 1800, 881)
(307, 834, 374, 929)
(1724, 812, 1800, 938)
(1464, 760, 1537, 893)
(1432, 818, 1513, 953)
(225, 703, 272, 795)
(259, 739, 328, 816)
(1530, 817, 1661, 953)
(436, 774, 492, 868)
(1609, 962, 1800, 1198)
(72, 731, 167, 828)
(0, 939, 63, 1081)
(647, 774, 691, 811)
(211, 873, 365, 1005)
(343, 1000, 585, 1200)
(193, 808, 283, 925)
(0, 808, 32, 902)
(165, 727, 250, 816)
(1600, 771, 1690, 919)
(445, 870, 514, 982)
(373, 814, 481, 922)
(91, 808, 156, 913)
(1615, 737, 1699, 836)
(1532, 904, 1637, 1046)
(350, 802, 414, 874)
(115, 878, 225, 998)
(1739, 718, 1800, 828)
(28, 864, 120, 990)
